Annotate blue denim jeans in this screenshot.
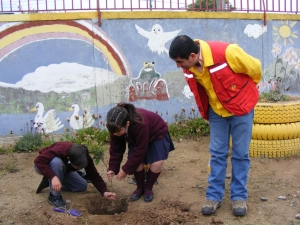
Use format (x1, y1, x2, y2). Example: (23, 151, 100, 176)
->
(206, 107, 253, 202)
(34, 157, 87, 196)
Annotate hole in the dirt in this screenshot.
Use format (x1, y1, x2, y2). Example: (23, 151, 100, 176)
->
(85, 196, 128, 215)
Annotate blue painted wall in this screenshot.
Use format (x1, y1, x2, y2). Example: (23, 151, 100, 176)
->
(0, 13, 299, 136)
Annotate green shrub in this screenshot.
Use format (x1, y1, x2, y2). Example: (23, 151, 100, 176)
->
(168, 106, 210, 140)
(14, 133, 43, 152)
(259, 91, 291, 102)
(73, 127, 109, 145)
(168, 117, 210, 140)
(58, 127, 110, 165)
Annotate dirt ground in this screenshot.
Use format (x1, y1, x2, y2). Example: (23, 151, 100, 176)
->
(1, 136, 300, 225)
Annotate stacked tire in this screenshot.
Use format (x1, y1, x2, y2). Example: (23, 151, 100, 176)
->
(250, 101, 300, 158)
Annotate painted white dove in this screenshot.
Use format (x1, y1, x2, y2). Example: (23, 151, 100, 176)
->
(68, 104, 95, 130)
(135, 24, 181, 55)
(31, 102, 64, 133)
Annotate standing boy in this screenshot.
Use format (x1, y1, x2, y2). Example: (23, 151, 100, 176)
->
(169, 35, 261, 216)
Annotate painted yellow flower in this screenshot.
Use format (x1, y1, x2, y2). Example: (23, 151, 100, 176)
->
(295, 59, 300, 71)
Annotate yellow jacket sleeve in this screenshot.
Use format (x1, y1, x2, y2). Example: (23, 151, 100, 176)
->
(226, 44, 262, 84)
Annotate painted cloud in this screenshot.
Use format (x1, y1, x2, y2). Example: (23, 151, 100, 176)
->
(244, 24, 267, 39)
(0, 62, 120, 93)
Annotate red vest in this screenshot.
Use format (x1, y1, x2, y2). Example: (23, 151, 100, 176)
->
(183, 41, 259, 120)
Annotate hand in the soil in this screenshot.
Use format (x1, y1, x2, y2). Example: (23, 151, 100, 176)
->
(116, 169, 127, 180)
(103, 191, 116, 200)
(51, 176, 62, 192)
(107, 170, 115, 181)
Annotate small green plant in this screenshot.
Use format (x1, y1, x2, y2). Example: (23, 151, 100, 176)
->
(69, 127, 114, 190)
(259, 90, 291, 102)
(71, 127, 110, 154)
(13, 122, 43, 152)
(14, 132, 43, 152)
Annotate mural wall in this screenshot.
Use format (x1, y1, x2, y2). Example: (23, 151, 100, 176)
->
(0, 14, 299, 136)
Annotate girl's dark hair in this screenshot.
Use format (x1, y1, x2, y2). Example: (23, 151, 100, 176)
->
(169, 35, 200, 60)
(68, 144, 88, 169)
(106, 103, 143, 133)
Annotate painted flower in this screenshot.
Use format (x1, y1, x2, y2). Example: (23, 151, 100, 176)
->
(295, 59, 300, 71)
(283, 47, 298, 65)
(271, 42, 281, 58)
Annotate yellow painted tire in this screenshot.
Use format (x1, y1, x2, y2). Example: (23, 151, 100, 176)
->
(254, 101, 300, 124)
(249, 138, 300, 158)
(252, 122, 300, 140)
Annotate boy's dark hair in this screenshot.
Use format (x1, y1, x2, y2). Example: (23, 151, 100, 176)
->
(106, 103, 143, 133)
(169, 35, 200, 60)
(68, 144, 88, 169)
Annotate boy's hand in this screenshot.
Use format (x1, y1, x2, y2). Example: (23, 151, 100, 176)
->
(51, 176, 62, 192)
(107, 170, 115, 181)
(116, 169, 127, 180)
(103, 192, 116, 200)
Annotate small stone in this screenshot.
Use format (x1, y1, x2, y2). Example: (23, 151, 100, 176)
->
(295, 214, 300, 219)
(225, 174, 231, 179)
(260, 197, 268, 201)
(278, 195, 287, 200)
(128, 177, 136, 185)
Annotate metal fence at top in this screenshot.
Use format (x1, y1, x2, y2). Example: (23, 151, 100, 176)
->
(0, 0, 298, 14)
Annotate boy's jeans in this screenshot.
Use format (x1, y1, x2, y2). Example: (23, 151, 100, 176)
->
(206, 107, 254, 202)
(34, 157, 87, 196)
